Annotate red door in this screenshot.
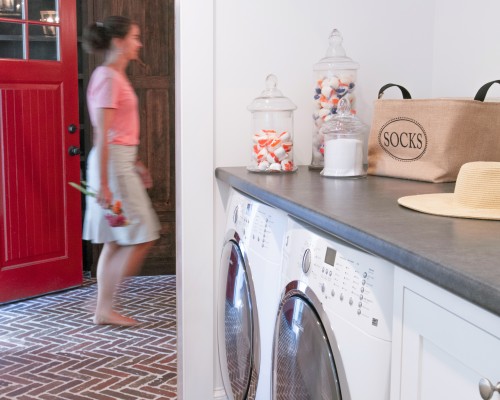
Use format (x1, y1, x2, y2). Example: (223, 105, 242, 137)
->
(0, 0, 82, 302)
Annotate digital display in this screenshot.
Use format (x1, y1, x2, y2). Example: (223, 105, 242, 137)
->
(325, 247, 337, 266)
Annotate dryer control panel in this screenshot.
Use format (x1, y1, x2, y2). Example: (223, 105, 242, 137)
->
(283, 218, 394, 341)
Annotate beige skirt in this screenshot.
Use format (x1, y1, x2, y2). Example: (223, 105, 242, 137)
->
(83, 145, 160, 245)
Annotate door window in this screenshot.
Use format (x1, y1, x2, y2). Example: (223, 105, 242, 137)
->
(273, 295, 342, 399)
(0, 0, 59, 60)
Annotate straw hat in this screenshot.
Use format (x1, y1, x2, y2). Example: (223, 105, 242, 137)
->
(398, 162, 500, 220)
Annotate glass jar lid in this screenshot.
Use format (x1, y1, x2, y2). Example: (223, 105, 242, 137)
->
(248, 74, 297, 112)
(314, 29, 360, 71)
(320, 98, 366, 137)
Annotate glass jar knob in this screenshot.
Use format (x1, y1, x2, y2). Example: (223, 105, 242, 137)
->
(266, 74, 277, 88)
(326, 29, 346, 57)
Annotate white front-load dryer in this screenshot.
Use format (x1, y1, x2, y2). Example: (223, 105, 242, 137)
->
(272, 217, 395, 400)
(218, 188, 287, 400)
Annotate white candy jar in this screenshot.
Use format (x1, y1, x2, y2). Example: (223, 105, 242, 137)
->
(311, 29, 360, 169)
(321, 98, 367, 178)
(247, 74, 297, 173)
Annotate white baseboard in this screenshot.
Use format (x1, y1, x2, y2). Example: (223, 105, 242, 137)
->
(213, 386, 227, 400)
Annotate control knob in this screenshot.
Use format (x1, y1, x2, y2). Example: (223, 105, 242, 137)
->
(302, 248, 311, 274)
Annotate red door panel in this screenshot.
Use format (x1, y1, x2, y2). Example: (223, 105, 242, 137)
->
(0, 0, 82, 303)
(2, 85, 66, 265)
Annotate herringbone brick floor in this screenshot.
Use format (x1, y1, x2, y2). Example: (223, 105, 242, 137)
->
(0, 276, 177, 400)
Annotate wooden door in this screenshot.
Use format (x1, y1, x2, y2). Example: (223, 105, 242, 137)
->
(83, 0, 176, 275)
(0, 0, 82, 302)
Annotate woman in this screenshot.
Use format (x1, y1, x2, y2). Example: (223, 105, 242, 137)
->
(82, 16, 160, 326)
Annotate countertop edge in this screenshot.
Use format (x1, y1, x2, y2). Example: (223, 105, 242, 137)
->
(216, 167, 500, 317)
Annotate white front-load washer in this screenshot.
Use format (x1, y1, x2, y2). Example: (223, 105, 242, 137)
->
(218, 188, 287, 400)
(272, 217, 394, 400)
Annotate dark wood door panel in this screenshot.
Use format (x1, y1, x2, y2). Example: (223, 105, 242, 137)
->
(137, 87, 175, 213)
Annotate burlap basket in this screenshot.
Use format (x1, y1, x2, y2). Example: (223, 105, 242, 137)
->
(367, 81, 500, 182)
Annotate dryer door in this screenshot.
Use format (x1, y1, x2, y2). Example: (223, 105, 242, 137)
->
(273, 294, 342, 400)
(218, 238, 256, 400)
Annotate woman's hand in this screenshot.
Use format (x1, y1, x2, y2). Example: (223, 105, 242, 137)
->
(135, 160, 153, 188)
(97, 184, 113, 209)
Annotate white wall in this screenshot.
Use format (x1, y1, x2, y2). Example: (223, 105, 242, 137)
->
(175, 0, 214, 399)
(177, 1, 500, 399)
(214, 0, 436, 168)
(432, 0, 500, 98)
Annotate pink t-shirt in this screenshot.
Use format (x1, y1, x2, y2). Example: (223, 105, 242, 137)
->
(87, 66, 140, 145)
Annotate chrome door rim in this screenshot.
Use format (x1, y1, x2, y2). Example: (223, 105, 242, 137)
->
(218, 229, 261, 400)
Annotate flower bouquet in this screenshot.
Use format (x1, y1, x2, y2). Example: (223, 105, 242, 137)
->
(69, 181, 130, 227)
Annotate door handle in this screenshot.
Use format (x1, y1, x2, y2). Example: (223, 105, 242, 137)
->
(68, 146, 81, 156)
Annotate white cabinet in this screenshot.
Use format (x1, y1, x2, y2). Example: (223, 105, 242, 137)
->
(391, 268, 500, 400)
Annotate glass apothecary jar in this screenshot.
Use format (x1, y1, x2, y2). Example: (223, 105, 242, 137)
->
(321, 98, 367, 178)
(311, 29, 359, 169)
(247, 74, 297, 173)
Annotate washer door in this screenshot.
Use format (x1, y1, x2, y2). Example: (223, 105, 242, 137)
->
(218, 235, 258, 400)
(273, 292, 343, 399)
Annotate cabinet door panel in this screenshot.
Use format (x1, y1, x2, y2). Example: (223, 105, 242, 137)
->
(399, 288, 500, 400)
(420, 340, 482, 399)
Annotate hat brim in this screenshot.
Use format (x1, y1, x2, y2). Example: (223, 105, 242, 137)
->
(398, 193, 500, 220)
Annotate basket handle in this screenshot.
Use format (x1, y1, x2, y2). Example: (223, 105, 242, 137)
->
(474, 80, 500, 102)
(378, 83, 412, 99)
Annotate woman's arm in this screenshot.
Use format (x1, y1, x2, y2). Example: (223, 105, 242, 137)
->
(94, 107, 116, 208)
(135, 159, 153, 189)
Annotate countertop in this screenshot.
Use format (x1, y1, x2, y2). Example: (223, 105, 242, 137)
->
(215, 166, 500, 317)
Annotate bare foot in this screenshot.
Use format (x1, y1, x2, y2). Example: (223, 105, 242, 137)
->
(93, 310, 139, 327)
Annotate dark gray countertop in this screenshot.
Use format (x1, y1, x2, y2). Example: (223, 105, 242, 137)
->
(216, 166, 500, 317)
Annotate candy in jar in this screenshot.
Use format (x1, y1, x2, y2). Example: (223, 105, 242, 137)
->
(310, 29, 360, 169)
(247, 74, 297, 173)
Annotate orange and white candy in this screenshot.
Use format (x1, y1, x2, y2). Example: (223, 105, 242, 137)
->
(274, 146, 287, 161)
(256, 147, 268, 162)
(250, 128, 293, 172)
(269, 163, 282, 172)
(266, 152, 279, 164)
(257, 136, 271, 147)
(281, 159, 294, 171)
(257, 160, 270, 170)
(282, 142, 293, 152)
(267, 138, 282, 151)
(279, 131, 291, 141)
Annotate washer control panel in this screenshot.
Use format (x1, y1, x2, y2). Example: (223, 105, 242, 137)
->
(227, 189, 286, 264)
(283, 219, 394, 341)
